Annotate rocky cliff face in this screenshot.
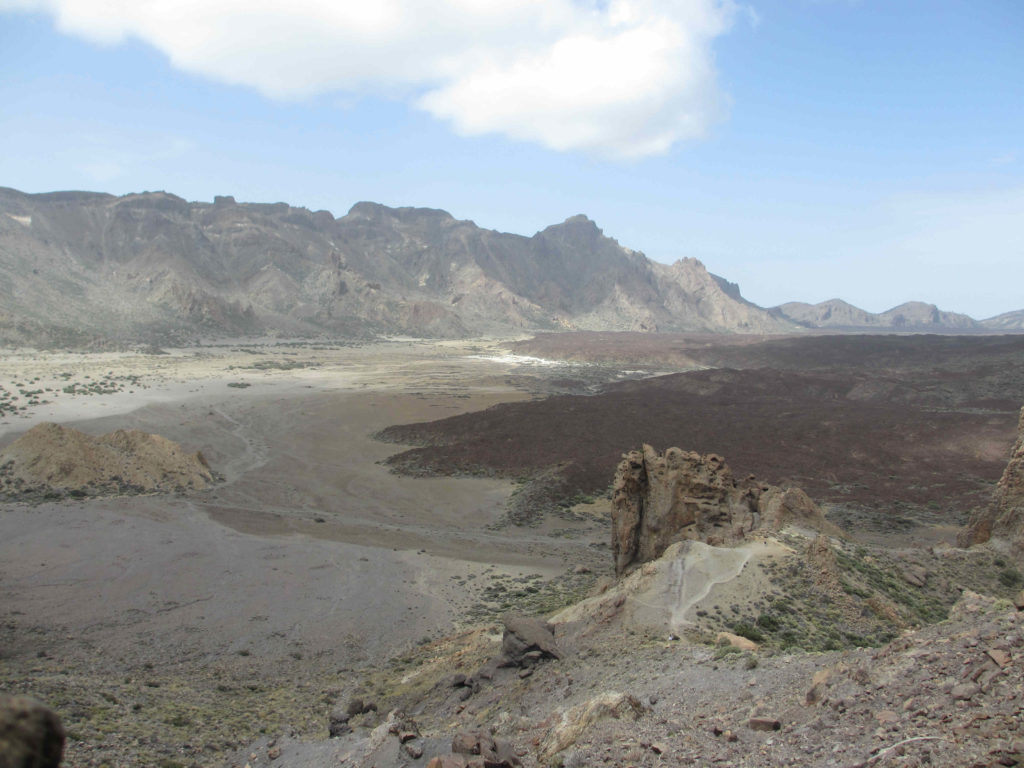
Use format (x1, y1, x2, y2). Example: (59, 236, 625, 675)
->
(611, 444, 830, 575)
(0, 187, 794, 346)
(960, 406, 1024, 555)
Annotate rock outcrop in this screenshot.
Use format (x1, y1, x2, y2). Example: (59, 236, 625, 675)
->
(611, 445, 831, 575)
(0, 422, 215, 499)
(0, 694, 65, 768)
(959, 406, 1024, 555)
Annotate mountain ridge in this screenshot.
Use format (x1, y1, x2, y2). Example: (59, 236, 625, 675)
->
(1, 186, 1018, 346)
(0, 186, 792, 345)
(773, 297, 1016, 332)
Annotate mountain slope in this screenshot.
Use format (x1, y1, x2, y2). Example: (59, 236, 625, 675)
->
(982, 309, 1024, 331)
(774, 298, 983, 332)
(0, 187, 794, 345)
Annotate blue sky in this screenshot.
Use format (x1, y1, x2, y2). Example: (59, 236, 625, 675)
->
(1, 0, 1021, 318)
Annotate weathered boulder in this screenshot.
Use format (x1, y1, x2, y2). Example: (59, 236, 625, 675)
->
(611, 445, 831, 575)
(0, 694, 65, 768)
(539, 692, 646, 761)
(960, 406, 1024, 556)
(500, 615, 562, 667)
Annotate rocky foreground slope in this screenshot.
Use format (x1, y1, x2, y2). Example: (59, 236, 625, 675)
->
(0, 187, 792, 346)
(5, 431, 1024, 768)
(216, 440, 1024, 768)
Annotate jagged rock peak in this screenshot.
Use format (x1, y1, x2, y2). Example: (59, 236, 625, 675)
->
(562, 213, 598, 227)
(611, 445, 832, 576)
(539, 213, 604, 239)
(959, 406, 1024, 557)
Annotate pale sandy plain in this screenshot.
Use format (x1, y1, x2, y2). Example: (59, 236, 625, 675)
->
(0, 339, 617, 669)
(0, 339, 624, 764)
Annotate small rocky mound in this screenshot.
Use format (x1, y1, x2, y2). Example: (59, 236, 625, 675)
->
(612, 445, 834, 575)
(0, 422, 215, 500)
(960, 405, 1024, 556)
(0, 694, 65, 768)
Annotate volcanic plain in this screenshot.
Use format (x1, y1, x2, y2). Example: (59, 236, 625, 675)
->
(2, 332, 1023, 767)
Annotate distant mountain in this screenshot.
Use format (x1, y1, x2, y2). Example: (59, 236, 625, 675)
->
(0, 187, 793, 346)
(982, 310, 1024, 331)
(773, 299, 984, 332)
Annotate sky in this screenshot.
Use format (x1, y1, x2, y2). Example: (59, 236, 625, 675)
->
(1, 0, 1021, 319)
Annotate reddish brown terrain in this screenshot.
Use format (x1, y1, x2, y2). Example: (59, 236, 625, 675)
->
(382, 333, 1024, 543)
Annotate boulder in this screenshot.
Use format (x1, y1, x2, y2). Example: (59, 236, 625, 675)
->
(539, 692, 646, 761)
(960, 405, 1024, 556)
(0, 694, 65, 768)
(748, 717, 781, 732)
(500, 616, 562, 667)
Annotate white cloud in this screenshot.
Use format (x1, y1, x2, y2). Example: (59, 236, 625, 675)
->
(3, 0, 738, 157)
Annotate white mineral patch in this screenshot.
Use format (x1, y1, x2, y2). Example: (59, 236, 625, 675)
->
(466, 353, 576, 367)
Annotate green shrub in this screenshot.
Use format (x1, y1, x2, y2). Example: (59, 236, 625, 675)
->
(731, 621, 765, 643)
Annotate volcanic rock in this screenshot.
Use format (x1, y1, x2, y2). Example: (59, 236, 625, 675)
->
(748, 717, 782, 732)
(611, 445, 831, 575)
(0, 422, 214, 499)
(960, 406, 1024, 555)
(0, 694, 65, 768)
(500, 615, 563, 667)
(539, 692, 647, 761)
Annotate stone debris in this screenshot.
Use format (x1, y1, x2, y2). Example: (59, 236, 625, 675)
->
(747, 717, 781, 732)
(425, 730, 522, 768)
